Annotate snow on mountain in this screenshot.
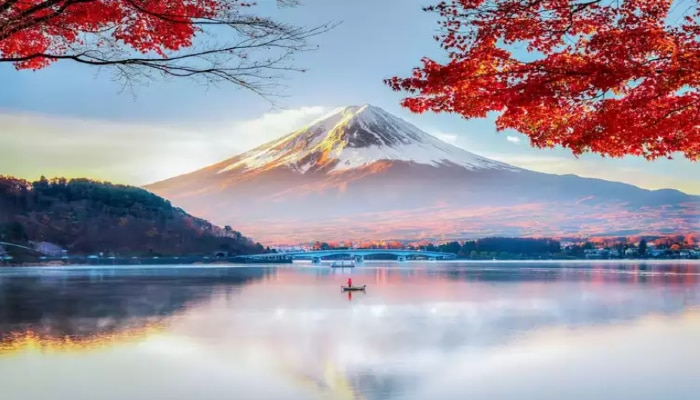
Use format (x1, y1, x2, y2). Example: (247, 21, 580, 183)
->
(217, 104, 518, 174)
(145, 104, 700, 243)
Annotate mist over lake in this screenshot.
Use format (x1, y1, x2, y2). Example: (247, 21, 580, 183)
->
(1, 262, 699, 400)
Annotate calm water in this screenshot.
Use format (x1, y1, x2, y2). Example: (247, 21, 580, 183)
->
(1, 262, 700, 400)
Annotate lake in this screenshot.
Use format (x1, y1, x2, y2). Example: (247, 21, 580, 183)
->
(1, 261, 700, 400)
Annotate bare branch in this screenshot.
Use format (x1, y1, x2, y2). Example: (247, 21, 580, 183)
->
(0, 0, 339, 99)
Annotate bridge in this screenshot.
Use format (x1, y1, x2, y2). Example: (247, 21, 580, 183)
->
(242, 249, 457, 264)
(0, 241, 40, 260)
(0, 241, 35, 252)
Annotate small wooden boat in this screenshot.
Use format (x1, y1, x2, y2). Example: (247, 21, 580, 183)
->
(331, 260, 355, 268)
(341, 285, 366, 292)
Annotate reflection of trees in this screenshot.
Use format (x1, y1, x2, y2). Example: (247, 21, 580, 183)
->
(0, 325, 164, 354)
(418, 264, 700, 286)
(348, 373, 416, 400)
(0, 267, 271, 340)
(2, 264, 699, 398)
(259, 265, 700, 366)
(273, 359, 359, 400)
(269, 263, 700, 287)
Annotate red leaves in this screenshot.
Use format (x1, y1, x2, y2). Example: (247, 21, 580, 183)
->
(387, 0, 700, 160)
(0, 0, 224, 68)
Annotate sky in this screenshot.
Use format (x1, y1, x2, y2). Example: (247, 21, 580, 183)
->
(0, 0, 698, 194)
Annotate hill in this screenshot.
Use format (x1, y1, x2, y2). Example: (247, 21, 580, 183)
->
(0, 176, 265, 257)
(146, 104, 700, 244)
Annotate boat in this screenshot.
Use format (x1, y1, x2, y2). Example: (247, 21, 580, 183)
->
(341, 285, 366, 292)
(330, 259, 355, 268)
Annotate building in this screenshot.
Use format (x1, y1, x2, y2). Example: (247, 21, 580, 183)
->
(31, 241, 65, 257)
(584, 249, 611, 259)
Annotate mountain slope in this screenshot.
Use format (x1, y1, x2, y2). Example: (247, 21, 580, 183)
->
(146, 105, 700, 243)
(0, 176, 265, 256)
(216, 105, 517, 174)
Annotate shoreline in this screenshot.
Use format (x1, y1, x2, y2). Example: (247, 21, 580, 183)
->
(3, 258, 700, 268)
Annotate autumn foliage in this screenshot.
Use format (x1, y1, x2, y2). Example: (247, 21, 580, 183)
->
(0, 0, 330, 94)
(1, 0, 217, 70)
(386, 0, 700, 160)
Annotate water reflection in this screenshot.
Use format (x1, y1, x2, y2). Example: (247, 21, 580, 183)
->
(1, 263, 699, 400)
(0, 266, 272, 340)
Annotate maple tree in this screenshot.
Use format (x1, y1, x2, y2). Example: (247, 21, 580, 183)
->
(386, 0, 700, 160)
(0, 0, 333, 96)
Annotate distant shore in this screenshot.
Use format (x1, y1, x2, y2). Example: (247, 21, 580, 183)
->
(3, 257, 699, 268)
(0, 255, 290, 267)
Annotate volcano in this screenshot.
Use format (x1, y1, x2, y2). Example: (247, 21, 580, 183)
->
(145, 105, 700, 243)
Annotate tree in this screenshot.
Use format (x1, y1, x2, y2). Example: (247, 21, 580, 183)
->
(638, 238, 648, 256)
(0, 0, 335, 97)
(0, 175, 265, 256)
(386, 0, 700, 160)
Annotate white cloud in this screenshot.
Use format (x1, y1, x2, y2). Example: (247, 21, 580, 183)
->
(479, 151, 700, 194)
(192, 106, 329, 153)
(428, 131, 459, 145)
(0, 106, 330, 185)
(482, 153, 574, 169)
(2, 107, 698, 196)
(506, 135, 521, 144)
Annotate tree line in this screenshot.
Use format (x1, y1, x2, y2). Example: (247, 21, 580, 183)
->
(425, 238, 562, 258)
(0, 176, 265, 258)
(309, 237, 563, 259)
(308, 235, 699, 259)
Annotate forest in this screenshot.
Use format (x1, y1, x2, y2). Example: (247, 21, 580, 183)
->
(0, 176, 265, 257)
(311, 235, 698, 260)
(311, 237, 563, 259)
(425, 238, 563, 258)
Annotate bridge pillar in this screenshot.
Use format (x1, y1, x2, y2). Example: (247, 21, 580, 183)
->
(354, 255, 364, 264)
(312, 257, 321, 264)
(397, 255, 407, 262)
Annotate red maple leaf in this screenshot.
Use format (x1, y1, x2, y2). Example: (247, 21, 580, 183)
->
(0, 0, 332, 95)
(386, 0, 700, 160)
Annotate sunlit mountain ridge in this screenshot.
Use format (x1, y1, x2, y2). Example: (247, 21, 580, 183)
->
(146, 105, 700, 244)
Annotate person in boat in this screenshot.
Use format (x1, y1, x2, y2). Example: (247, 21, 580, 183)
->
(347, 277, 352, 288)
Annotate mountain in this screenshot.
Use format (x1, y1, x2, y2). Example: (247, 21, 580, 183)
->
(0, 176, 265, 257)
(145, 105, 700, 243)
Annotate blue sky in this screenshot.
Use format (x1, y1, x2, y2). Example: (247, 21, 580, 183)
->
(0, 0, 698, 193)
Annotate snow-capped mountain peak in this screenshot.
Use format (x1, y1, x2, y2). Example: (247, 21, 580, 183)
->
(217, 104, 517, 174)
(146, 105, 699, 244)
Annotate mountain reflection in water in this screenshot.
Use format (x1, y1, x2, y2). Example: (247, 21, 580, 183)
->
(1, 263, 700, 400)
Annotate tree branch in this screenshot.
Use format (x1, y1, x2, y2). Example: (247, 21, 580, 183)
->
(0, 0, 339, 99)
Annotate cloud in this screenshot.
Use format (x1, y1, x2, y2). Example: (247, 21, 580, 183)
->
(429, 131, 459, 144)
(0, 106, 330, 185)
(2, 107, 698, 196)
(506, 135, 521, 144)
(189, 106, 330, 153)
(480, 152, 700, 194)
(482, 153, 574, 170)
